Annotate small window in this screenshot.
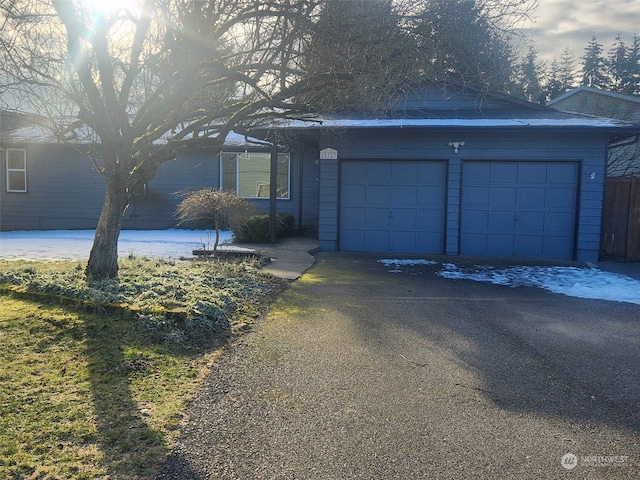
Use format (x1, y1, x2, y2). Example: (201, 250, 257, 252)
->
(220, 152, 290, 199)
(6, 149, 27, 192)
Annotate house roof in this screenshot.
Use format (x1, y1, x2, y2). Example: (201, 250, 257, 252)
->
(248, 86, 639, 134)
(1, 123, 265, 147)
(547, 86, 640, 107)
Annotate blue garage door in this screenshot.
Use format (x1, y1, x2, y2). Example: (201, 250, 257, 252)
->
(461, 162, 578, 259)
(340, 161, 446, 253)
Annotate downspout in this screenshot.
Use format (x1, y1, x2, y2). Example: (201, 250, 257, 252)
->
(298, 142, 304, 233)
(269, 140, 278, 243)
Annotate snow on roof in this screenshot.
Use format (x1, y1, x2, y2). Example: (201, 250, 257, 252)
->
(3, 123, 266, 147)
(265, 115, 636, 130)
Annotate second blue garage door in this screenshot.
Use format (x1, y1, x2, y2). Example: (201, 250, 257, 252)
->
(460, 161, 579, 259)
(340, 160, 446, 253)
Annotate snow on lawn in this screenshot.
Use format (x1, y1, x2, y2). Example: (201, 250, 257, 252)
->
(378, 258, 640, 305)
(0, 229, 234, 261)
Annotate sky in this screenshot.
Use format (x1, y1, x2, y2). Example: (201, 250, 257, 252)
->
(527, 0, 640, 62)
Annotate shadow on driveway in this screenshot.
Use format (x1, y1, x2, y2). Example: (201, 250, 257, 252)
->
(158, 252, 640, 479)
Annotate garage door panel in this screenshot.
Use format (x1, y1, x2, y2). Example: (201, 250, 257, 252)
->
(342, 185, 366, 204)
(516, 212, 545, 232)
(546, 188, 576, 208)
(490, 163, 518, 182)
(366, 185, 391, 204)
(488, 210, 515, 232)
(364, 231, 389, 251)
(393, 162, 418, 183)
(462, 161, 577, 259)
(342, 207, 366, 228)
(545, 212, 575, 232)
(486, 234, 515, 255)
(490, 187, 517, 207)
(543, 236, 574, 259)
(548, 163, 578, 183)
(463, 186, 490, 206)
(515, 236, 543, 257)
(365, 208, 390, 228)
(390, 208, 417, 228)
(341, 160, 445, 253)
(518, 163, 548, 183)
(465, 163, 491, 182)
(340, 230, 364, 251)
(391, 231, 417, 251)
(417, 208, 445, 229)
(417, 231, 444, 251)
(418, 162, 446, 183)
(365, 162, 392, 182)
(461, 233, 488, 255)
(519, 188, 546, 207)
(418, 185, 445, 205)
(391, 186, 418, 205)
(463, 210, 489, 230)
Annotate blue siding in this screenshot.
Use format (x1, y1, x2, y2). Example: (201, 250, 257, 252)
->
(318, 157, 339, 251)
(0, 144, 104, 230)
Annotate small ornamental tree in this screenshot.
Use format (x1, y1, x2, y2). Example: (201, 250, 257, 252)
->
(176, 189, 257, 253)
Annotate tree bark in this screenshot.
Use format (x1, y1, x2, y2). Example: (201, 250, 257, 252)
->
(86, 175, 128, 280)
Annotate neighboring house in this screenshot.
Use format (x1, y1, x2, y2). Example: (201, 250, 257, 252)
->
(1, 87, 638, 263)
(547, 86, 640, 176)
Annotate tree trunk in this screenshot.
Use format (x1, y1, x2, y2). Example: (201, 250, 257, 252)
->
(86, 176, 128, 280)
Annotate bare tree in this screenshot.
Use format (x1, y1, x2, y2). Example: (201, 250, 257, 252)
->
(0, 0, 537, 278)
(0, 0, 330, 279)
(176, 189, 257, 254)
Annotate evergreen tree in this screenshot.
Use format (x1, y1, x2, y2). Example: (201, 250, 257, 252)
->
(559, 47, 578, 92)
(545, 48, 576, 100)
(627, 34, 640, 95)
(607, 34, 629, 93)
(546, 58, 563, 99)
(516, 44, 546, 102)
(582, 35, 608, 88)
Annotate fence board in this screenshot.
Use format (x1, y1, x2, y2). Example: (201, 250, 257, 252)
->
(600, 177, 640, 261)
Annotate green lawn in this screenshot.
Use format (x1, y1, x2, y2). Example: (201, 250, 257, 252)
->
(0, 257, 286, 479)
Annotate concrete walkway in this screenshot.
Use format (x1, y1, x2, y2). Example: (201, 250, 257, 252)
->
(234, 236, 318, 280)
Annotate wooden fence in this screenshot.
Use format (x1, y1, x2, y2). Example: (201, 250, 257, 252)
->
(600, 176, 640, 262)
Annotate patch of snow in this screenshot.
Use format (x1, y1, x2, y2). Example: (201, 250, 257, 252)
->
(378, 258, 439, 273)
(0, 229, 233, 261)
(438, 264, 640, 305)
(378, 258, 640, 305)
(378, 259, 439, 267)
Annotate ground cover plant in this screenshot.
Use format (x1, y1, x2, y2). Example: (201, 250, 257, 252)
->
(0, 257, 287, 479)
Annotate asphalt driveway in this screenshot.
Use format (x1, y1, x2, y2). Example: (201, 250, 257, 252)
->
(157, 253, 640, 479)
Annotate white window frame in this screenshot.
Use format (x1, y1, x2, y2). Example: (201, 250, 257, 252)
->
(220, 151, 290, 199)
(6, 148, 27, 193)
